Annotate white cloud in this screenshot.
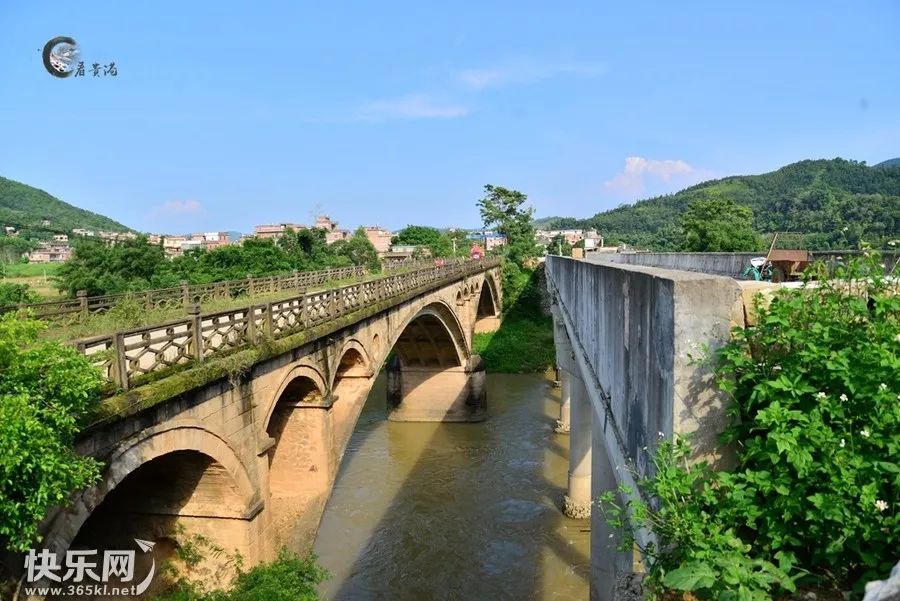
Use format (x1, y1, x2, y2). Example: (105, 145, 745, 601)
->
(358, 94, 469, 121)
(151, 199, 204, 217)
(603, 157, 698, 197)
(458, 59, 605, 90)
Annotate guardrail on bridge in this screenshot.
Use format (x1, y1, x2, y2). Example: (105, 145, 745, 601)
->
(75, 257, 500, 392)
(0, 266, 367, 321)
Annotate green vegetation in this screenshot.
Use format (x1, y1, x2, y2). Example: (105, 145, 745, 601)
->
(0, 176, 130, 239)
(473, 262, 553, 372)
(55, 229, 377, 297)
(680, 193, 764, 252)
(478, 184, 541, 264)
(154, 548, 328, 601)
(2, 262, 61, 278)
(0, 312, 102, 551)
(546, 233, 573, 256)
(0, 235, 34, 263)
(600, 253, 899, 599)
(331, 227, 381, 273)
(150, 529, 328, 601)
(540, 158, 900, 250)
(0, 282, 40, 305)
(474, 185, 552, 372)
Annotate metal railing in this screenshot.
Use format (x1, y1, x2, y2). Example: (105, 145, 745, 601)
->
(76, 257, 500, 392)
(0, 266, 366, 321)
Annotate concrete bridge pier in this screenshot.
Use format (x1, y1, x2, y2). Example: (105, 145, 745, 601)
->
(564, 372, 592, 519)
(555, 368, 571, 433)
(386, 355, 487, 422)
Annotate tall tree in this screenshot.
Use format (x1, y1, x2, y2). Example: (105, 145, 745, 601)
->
(391, 225, 452, 257)
(477, 185, 539, 265)
(681, 193, 764, 252)
(334, 227, 381, 273)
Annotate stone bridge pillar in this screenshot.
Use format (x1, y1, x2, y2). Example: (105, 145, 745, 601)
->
(386, 355, 487, 422)
(564, 371, 592, 519)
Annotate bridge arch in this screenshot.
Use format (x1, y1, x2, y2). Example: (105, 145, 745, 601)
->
(479, 273, 501, 316)
(389, 300, 470, 368)
(45, 422, 256, 557)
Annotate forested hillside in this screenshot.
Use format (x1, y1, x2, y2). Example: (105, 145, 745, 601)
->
(542, 158, 899, 250)
(0, 176, 131, 238)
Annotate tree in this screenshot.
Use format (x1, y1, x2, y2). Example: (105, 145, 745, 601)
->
(56, 236, 168, 296)
(546, 234, 572, 257)
(391, 225, 453, 257)
(0, 312, 101, 550)
(477, 185, 539, 265)
(334, 228, 380, 273)
(680, 193, 764, 252)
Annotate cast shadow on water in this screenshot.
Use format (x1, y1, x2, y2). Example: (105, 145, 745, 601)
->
(314, 372, 590, 601)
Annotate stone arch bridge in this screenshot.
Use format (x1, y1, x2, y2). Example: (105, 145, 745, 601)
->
(40, 260, 502, 573)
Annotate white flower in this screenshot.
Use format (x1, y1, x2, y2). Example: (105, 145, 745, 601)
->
(839, 439, 846, 448)
(815, 392, 827, 400)
(889, 240, 897, 247)
(895, 333, 900, 343)
(879, 383, 888, 391)
(773, 365, 782, 371)
(875, 499, 889, 512)
(658, 431, 665, 438)
(840, 393, 848, 402)
(842, 227, 848, 232)
(860, 429, 871, 438)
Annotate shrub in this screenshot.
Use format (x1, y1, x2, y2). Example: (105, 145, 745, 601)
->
(0, 282, 39, 306)
(0, 312, 102, 550)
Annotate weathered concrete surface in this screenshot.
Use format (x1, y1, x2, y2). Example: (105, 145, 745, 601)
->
(34, 267, 501, 587)
(588, 249, 899, 279)
(546, 256, 746, 601)
(386, 356, 487, 422)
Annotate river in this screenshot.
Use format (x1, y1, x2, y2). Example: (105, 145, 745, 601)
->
(313, 372, 591, 601)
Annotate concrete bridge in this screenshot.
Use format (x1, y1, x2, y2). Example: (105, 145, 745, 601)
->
(39, 259, 502, 575)
(546, 254, 783, 601)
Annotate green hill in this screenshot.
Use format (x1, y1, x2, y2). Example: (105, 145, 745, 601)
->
(874, 157, 900, 168)
(0, 176, 131, 238)
(543, 158, 899, 250)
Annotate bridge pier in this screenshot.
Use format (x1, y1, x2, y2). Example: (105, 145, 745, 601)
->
(555, 368, 571, 433)
(386, 355, 487, 422)
(564, 372, 592, 519)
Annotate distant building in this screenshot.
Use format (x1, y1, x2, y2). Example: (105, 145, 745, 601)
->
(72, 228, 96, 237)
(40, 219, 51, 227)
(467, 230, 506, 251)
(27, 242, 71, 263)
(314, 216, 351, 244)
(470, 243, 485, 259)
(253, 223, 304, 239)
(4, 226, 16, 235)
(364, 226, 393, 254)
(53, 234, 68, 243)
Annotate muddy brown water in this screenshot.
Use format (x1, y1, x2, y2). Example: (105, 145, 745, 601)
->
(313, 372, 591, 601)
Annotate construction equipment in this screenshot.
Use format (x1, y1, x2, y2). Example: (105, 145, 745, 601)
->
(764, 233, 811, 282)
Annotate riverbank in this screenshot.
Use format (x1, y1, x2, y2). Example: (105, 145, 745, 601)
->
(474, 263, 555, 373)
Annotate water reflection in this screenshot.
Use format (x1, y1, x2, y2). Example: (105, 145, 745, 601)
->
(313, 372, 590, 601)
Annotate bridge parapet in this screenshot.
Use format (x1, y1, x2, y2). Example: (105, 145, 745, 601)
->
(1, 265, 367, 321)
(76, 258, 500, 392)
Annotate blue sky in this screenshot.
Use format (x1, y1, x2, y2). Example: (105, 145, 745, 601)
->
(1, 1, 898, 234)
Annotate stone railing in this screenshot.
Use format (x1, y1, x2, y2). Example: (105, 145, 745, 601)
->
(76, 257, 499, 391)
(0, 266, 366, 321)
(382, 256, 469, 273)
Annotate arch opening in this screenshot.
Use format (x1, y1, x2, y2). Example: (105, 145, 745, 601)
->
(331, 346, 375, 449)
(476, 280, 499, 318)
(385, 303, 485, 422)
(69, 450, 248, 595)
(393, 310, 465, 369)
